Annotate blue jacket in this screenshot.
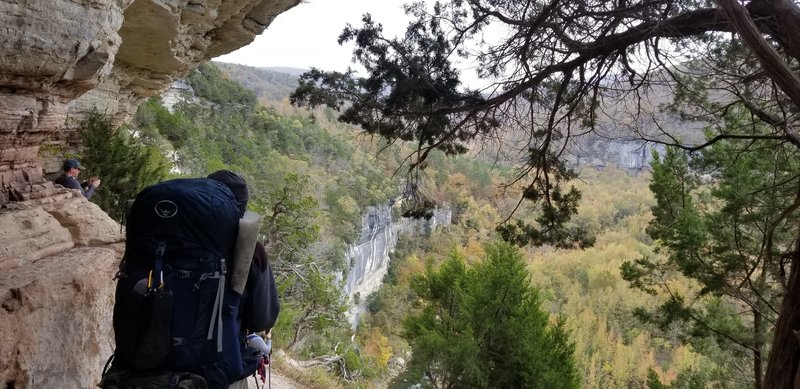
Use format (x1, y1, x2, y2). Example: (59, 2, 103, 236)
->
(55, 174, 96, 199)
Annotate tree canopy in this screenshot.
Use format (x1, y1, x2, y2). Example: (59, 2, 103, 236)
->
(291, 0, 800, 245)
(290, 0, 800, 386)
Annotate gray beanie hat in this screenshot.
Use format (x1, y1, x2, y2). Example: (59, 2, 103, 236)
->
(208, 170, 249, 216)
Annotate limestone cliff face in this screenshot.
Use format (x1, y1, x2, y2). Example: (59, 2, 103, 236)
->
(0, 1, 300, 387)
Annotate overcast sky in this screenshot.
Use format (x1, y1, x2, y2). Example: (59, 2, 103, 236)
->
(215, 0, 412, 72)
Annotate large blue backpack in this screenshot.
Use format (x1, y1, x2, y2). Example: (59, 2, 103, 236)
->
(108, 178, 245, 388)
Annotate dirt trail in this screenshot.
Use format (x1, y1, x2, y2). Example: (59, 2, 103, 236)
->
(245, 369, 305, 389)
(243, 351, 308, 389)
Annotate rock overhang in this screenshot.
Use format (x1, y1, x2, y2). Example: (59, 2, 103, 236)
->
(0, 0, 302, 205)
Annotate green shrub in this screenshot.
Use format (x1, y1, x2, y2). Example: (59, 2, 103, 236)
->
(78, 113, 170, 221)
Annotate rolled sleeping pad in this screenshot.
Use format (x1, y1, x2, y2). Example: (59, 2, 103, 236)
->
(231, 210, 262, 294)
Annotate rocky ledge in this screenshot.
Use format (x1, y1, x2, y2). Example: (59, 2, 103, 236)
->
(0, 1, 301, 387)
(0, 191, 124, 388)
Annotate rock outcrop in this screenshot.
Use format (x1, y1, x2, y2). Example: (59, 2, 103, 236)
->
(0, 0, 301, 205)
(0, 1, 301, 387)
(0, 191, 124, 388)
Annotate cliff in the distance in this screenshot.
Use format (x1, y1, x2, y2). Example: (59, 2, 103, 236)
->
(0, 1, 301, 387)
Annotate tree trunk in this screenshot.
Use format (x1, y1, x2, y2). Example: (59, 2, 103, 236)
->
(753, 307, 763, 389)
(288, 310, 311, 352)
(747, 0, 800, 61)
(763, 249, 800, 388)
(715, 0, 800, 108)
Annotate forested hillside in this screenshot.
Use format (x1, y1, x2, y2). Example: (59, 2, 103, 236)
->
(362, 167, 751, 388)
(70, 62, 772, 388)
(214, 61, 301, 104)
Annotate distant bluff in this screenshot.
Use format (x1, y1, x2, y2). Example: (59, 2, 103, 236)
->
(0, 1, 300, 388)
(0, 0, 301, 206)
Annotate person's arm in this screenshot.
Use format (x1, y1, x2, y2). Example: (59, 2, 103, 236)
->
(82, 183, 95, 199)
(265, 262, 280, 329)
(242, 243, 280, 332)
(81, 178, 99, 199)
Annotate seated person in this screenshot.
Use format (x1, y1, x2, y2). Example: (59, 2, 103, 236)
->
(54, 158, 100, 199)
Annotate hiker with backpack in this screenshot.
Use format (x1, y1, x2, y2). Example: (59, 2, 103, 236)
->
(206, 171, 280, 335)
(207, 170, 280, 388)
(101, 170, 279, 389)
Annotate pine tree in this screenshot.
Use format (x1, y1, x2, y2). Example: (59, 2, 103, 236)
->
(622, 116, 799, 387)
(404, 241, 580, 389)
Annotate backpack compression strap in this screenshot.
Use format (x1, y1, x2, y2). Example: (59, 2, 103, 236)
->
(207, 258, 227, 352)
